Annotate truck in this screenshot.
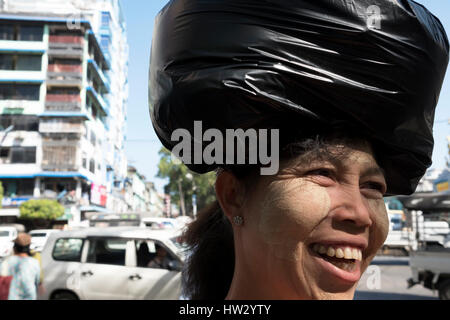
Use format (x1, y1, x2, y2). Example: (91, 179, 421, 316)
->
(401, 192, 450, 300)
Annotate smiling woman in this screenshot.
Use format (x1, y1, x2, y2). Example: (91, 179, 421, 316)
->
(148, 0, 449, 300)
(183, 130, 390, 299)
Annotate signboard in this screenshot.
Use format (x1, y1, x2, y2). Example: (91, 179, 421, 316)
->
(2, 108, 24, 115)
(436, 180, 449, 193)
(90, 183, 107, 207)
(1, 197, 31, 208)
(164, 194, 171, 216)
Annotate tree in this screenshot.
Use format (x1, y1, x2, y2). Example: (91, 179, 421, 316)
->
(157, 147, 216, 216)
(19, 199, 65, 220)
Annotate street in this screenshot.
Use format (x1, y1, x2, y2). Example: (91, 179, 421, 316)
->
(355, 255, 438, 300)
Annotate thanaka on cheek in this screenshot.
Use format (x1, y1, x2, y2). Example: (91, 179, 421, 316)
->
(257, 177, 331, 261)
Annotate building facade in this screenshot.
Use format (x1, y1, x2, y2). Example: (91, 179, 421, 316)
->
(0, 0, 129, 225)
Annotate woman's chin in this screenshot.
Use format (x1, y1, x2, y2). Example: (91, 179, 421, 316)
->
(298, 254, 361, 299)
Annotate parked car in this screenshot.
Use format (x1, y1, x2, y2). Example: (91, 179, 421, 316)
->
(39, 226, 185, 300)
(29, 229, 61, 252)
(0, 226, 18, 259)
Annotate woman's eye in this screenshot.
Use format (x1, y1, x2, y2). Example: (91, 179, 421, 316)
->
(307, 168, 334, 178)
(361, 182, 386, 195)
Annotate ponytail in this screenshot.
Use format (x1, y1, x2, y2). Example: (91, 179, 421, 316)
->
(181, 200, 234, 300)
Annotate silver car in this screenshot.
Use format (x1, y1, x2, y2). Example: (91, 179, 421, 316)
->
(39, 227, 185, 300)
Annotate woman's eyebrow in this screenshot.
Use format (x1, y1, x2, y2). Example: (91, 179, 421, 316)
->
(360, 167, 386, 180)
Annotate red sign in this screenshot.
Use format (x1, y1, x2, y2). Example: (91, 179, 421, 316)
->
(91, 184, 107, 207)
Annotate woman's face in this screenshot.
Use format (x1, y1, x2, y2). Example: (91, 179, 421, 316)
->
(238, 141, 389, 299)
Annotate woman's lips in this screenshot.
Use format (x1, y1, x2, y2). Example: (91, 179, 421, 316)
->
(309, 243, 363, 283)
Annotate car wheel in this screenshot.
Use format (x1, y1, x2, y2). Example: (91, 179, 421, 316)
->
(52, 291, 78, 300)
(438, 279, 450, 300)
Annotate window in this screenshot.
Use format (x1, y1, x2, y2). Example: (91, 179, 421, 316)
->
(0, 54, 14, 70)
(0, 24, 43, 41)
(40, 179, 76, 194)
(87, 238, 127, 266)
(89, 159, 95, 173)
(0, 148, 9, 159)
(30, 233, 47, 238)
(0, 179, 34, 197)
(0, 84, 40, 101)
(18, 25, 43, 41)
(135, 240, 177, 269)
(100, 35, 110, 50)
(90, 131, 96, 146)
(0, 24, 14, 40)
(16, 55, 42, 71)
(0, 54, 41, 71)
(82, 153, 87, 169)
(52, 238, 84, 262)
(101, 12, 111, 27)
(135, 240, 156, 267)
(0, 115, 39, 132)
(10, 147, 36, 164)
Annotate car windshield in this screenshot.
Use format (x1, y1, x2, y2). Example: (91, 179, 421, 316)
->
(0, 231, 10, 237)
(31, 233, 47, 237)
(170, 236, 189, 252)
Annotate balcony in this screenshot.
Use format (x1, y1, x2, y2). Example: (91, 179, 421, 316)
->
(47, 71, 82, 87)
(87, 59, 110, 92)
(41, 142, 80, 172)
(86, 86, 109, 116)
(48, 36, 84, 59)
(39, 119, 86, 134)
(45, 93, 81, 112)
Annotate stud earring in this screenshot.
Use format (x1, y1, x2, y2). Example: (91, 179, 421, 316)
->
(233, 215, 244, 226)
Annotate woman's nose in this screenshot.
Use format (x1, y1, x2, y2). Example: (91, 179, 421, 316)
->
(330, 187, 373, 229)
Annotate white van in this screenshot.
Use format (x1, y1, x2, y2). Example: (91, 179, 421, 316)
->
(29, 229, 61, 252)
(0, 226, 18, 259)
(39, 227, 185, 300)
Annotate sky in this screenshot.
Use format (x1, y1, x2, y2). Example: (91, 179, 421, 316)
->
(122, 0, 450, 194)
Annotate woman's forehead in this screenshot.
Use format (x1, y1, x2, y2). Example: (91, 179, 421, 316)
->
(282, 140, 382, 171)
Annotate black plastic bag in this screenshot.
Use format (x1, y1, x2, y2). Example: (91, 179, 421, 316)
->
(149, 0, 449, 195)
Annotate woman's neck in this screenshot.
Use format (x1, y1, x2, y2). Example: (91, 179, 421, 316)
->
(15, 253, 29, 258)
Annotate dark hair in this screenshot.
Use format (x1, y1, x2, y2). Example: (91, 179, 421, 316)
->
(181, 127, 379, 300)
(14, 243, 30, 255)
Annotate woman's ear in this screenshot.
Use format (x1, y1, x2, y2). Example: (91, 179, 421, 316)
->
(215, 171, 246, 220)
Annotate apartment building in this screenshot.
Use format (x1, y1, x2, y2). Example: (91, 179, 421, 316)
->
(0, 0, 129, 224)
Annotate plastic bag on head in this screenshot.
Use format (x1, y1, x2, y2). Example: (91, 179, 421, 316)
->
(149, 0, 449, 195)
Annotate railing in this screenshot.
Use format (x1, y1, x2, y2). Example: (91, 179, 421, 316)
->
(46, 94, 81, 102)
(49, 35, 83, 44)
(48, 64, 82, 73)
(41, 144, 79, 171)
(45, 101, 81, 112)
(39, 120, 85, 134)
(48, 40, 84, 58)
(47, 71, 83, 87)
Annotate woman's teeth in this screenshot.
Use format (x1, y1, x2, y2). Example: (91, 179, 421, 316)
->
(312, 244, 362, 261)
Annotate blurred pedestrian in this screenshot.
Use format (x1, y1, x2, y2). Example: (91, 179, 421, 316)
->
(0, 233, 41, 300)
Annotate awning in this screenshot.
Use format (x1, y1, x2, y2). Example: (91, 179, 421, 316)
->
(0, 208, 20, 217)
(397, 193, 450, 212)
(0, 172, 91, 181)
(38, 112, 89, 119)
(79, 205, 110, 214)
